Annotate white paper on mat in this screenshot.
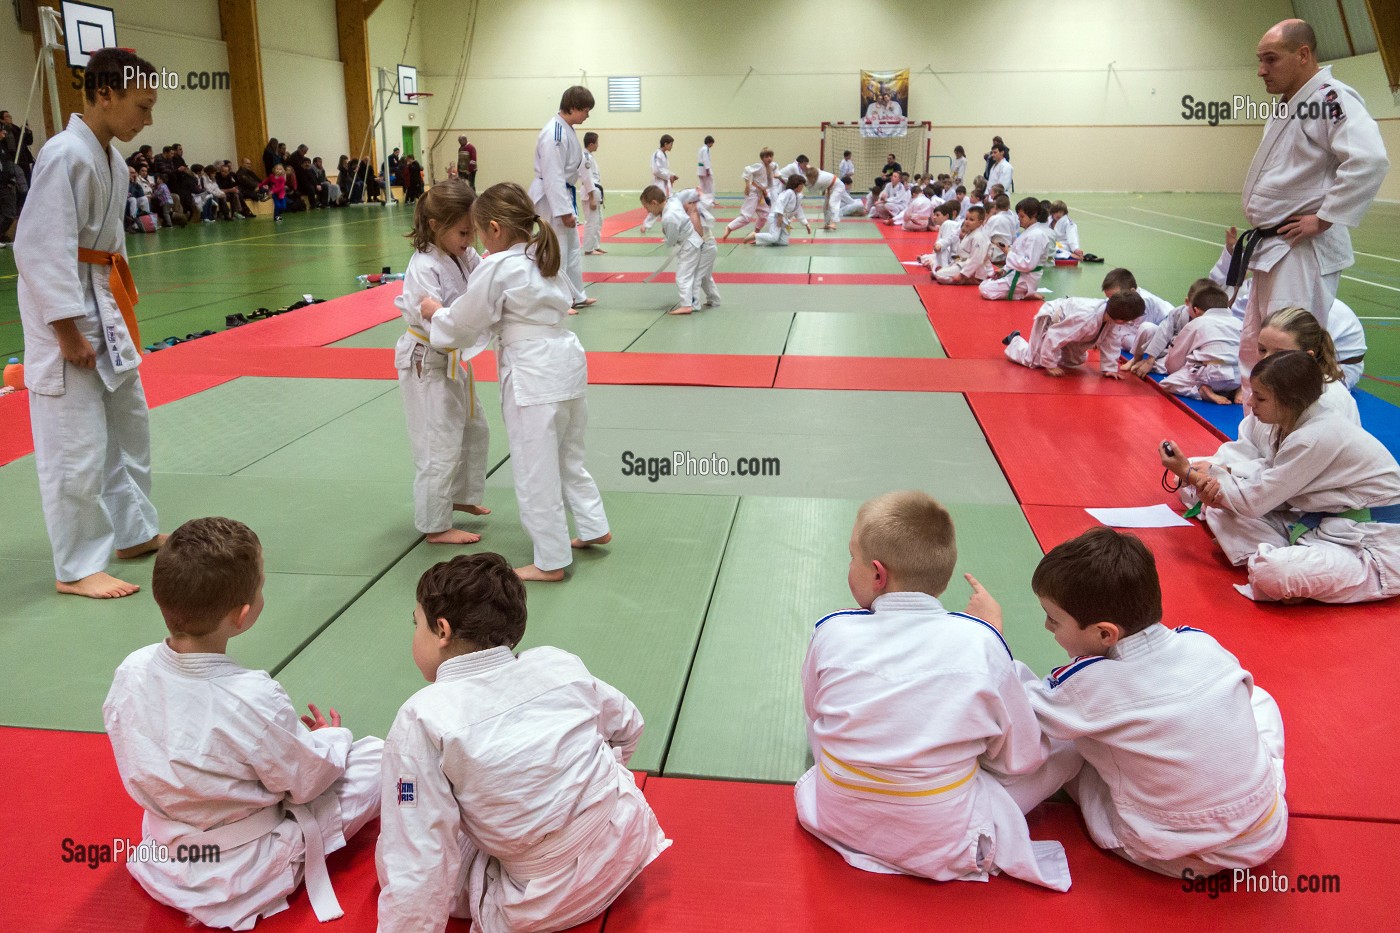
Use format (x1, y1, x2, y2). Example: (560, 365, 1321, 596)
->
(900, 260, 924, 266)
(1085, 504, 1192, 529)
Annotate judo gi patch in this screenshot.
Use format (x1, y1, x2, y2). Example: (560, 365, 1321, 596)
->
(397, 776, 417, 807)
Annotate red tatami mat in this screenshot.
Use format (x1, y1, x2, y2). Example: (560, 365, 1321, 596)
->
(604, 777, 1394, 932)
(202, 287, 401, 350)
(0, 727, 623, 932)
(917, 283, 1044, 359)
(966, 392, 1225, 507)
(775, 356, 1151, 396)
(589, 271, 923, 286)
(142, 346, 399, 381)
(1021, 505, 1400, 823)
(586, 352, 778, 387)
(0, 373, 237, 467)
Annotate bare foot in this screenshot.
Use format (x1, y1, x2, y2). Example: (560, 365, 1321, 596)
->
(572, 532, 612, 549)
(574, 297, 598, 308)
(668, 306, 694, 315)
(57, 572, 141, 599)
(116, 534, 167, 559)
(453, 503, 492, 515)
(1200, 387, 1233, 405)
(568, 307, 579, 315)
(426, 529, 482, 545)
(720, 230, 731, 242)
(515, 564, 566, 582)
(823, 225, 836, 232)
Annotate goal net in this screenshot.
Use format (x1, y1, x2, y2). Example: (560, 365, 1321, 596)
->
(820, 121, 931, 186)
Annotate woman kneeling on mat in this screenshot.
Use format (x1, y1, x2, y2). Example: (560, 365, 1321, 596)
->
(1159, 350, 1400, 604)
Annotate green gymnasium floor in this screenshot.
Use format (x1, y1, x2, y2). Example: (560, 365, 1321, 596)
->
(0, 192, 1397, 783)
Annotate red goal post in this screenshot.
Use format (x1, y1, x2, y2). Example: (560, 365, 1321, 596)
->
(820, 121, 932, 185)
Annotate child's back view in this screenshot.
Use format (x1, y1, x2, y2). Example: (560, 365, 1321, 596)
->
(796, 491, 1072, 891)
(376, 553, 669, 932)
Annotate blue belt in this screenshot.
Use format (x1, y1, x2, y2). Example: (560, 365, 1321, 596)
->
(1288, 503, 1400, 544)
(566, 182, 577, 214)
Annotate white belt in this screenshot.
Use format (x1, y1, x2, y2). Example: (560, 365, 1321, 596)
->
(498, 322, 564, 348)
(497, 795, 616, 881)
(145, 803, 343, 922)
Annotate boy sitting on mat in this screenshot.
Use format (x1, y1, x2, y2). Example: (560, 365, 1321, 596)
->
(978, 528, 1288, 878)
(104, 517, 383, 929)
(978, 197, 1056, 300)
(795, 491, 1077, 892)
(376, 553, 670, 933)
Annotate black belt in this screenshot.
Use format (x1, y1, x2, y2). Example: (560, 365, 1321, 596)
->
(1340, 354, 1365, 365)
(1225, 224, 1285, 294)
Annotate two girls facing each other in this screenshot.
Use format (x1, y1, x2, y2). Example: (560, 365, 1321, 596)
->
(398, 179, 610, 582)
(800, 491, 1286, 892)
(104, 517, 668, 933)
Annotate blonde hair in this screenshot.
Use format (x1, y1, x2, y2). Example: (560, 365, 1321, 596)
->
(472, 182, 560, 278)
(855, 491, 957, 596)
(1261, 306, 1344, 384)
(407, 178, 476, 253)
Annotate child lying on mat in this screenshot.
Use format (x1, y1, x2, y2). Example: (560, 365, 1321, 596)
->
(376, 553, 670, 933)
(796, 491, 1076, 892)
(1003, 290, 1146, 378)
(977, 527, 1288, 878)
(104, 517, 383, 930)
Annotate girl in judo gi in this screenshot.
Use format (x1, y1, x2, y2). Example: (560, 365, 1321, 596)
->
(396, 179, 492, 545)
(422, 183, 610, 582)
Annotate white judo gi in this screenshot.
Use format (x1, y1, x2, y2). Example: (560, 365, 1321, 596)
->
(898, 193, 933, 230)
(1326, 297, 1367, 389)
(376, 646, 670, 933)
(578, 149, 604, 254)
(983, 210, 1018, 251)
(987, 159, 1013, 192)
(755, 188, 805, 246)
(429, 243, 609, 572)
(838, 157, 856, 181)
(950, 155, 967, 184)
(17, 113, 158, 583)
(930, 217, 962, 269)
(869, 181, 909, 220)
(1135, 302, 1191, 370)
(1238, 65, 1389, 387)
(639, 148, 673, 233)
(662, 188, 720, 309)
(726, 160, 776, 234)
(696, 143, 713, 201)
(104, 643, 383, 930)
(825, 175, 862, 228)
(1052, 215, 1080, 257)
(934, 226, 995, 284)
(395, 247, 491, 535)
(1158, 307, 1242, 400)
(980, 222, 1054, 300)
(1018, 625, 1287, 878)
(797, 594, 1073, 891)
(529, 115, 587, 305)
(1005, 296, 1134, 374)
(1200, 402, 1400, 603)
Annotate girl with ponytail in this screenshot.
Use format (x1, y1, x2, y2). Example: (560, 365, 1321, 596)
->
(419, 182, 611, 582)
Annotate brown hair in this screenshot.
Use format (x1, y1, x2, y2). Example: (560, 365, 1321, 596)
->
(416, 553, 527, 650)
(1253, 349, 1325, 417)
(1032, 528, 1161, 636)
(83, 48, 157, 103)
(1101, 267, 1137, 293)
(640, 185, 667, 205)
(992, 194, 1011, 211)
(1261, 307, 1344, 383)
(1191, 282, 1229, 312)
(854, 491, 957, 596)
(1049, 200, 1068, 215)
(1105, 290, 1147, 322)
(1185, 277, 1216, 306)
(759, 147, 774, 159)
(407, 178, 476, 253)
(936, 200, 960, 219)
(472, 182, 560, 278)
(153, 518, 262, 636)
(1014, 196, 1041, 219)
(784, 174, 805, 191)
(559, 85, 595, 112)
(965, 205, 986, 220)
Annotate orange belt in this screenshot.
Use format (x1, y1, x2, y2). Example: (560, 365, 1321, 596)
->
(77, 248, 141, 352)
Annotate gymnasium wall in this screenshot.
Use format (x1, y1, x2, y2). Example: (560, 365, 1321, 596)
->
(416, 0, 1398, 202)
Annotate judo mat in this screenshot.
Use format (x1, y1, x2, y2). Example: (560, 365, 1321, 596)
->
(2, 192, 1399, 926)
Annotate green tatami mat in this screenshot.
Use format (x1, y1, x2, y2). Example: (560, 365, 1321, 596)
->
(784, 311, 946, 358)
(238, 383, 509, 484)
(809, 255, 905, 275)
(330, 318, 408, 348)
(624, 306, 794, 356)
(0, 564, 370, 732)
(276, 491, 738, 771)
(696, 283, 925, 315)
(663, 497, 1061, 782)
(713, 251, 811, 274)
(152, 377, 396, 475)
(569, 308, 672, 351)
(489, 387, 1015, 503)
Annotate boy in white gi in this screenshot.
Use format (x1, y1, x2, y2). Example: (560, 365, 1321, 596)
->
(1164, 350, 1400, 604)
(981, 194, 1017, 265)
(423, 182, 610, 582)
(921, 200, 962, 269)
(529, 86, 595, 309)
(641, 184, 720, 315)
(868, 170, 909, 222)
(812, 167, 861, 231)
(933, 206, 994, 285)
(897, 184, 933, 231)
(1049, 201, 1083, 260)
(838, 150, 855, 184)
(1125, 277, 1215, 377)
(17, 48, 165, 599)
(579, 131, 606, 255)
(1004, 290, 1146, 378)
(104, 517, 383, 929)
(1157, 284, 1242, 403)
(747, 174, 809, 246)
(722, 148, 776, 239)
(696, 134, 715, 203)
(396, 179, 492, 544)
(376, 553, 670, 933)
(979, 197, 1055, 300)
(797, 491, 1074, 892)
(640, 134, 678, 233)
(991, 527, 1288, 878)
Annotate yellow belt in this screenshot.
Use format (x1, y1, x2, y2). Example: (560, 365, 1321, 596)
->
(407, 326, 474, 417)
(819, 750, 979, 798)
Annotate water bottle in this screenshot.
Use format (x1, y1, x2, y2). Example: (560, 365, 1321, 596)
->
(3, 358, 23, 390)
